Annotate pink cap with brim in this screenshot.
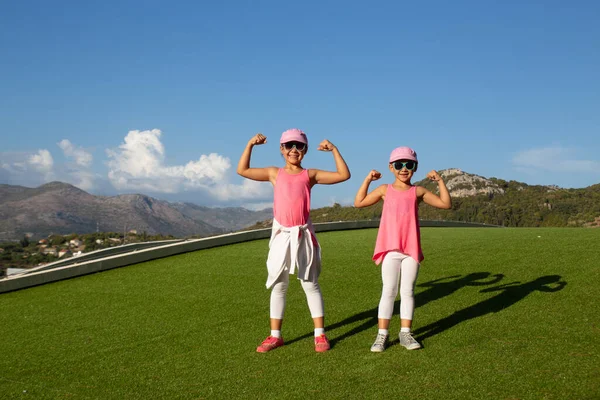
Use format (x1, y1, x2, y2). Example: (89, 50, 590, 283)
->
(280, 128, 308, 145)
(389, 146, 418, 163)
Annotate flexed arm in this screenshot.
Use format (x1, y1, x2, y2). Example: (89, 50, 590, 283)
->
(237, 133, 277, 182)
(310, 140, 351, 185)
(420, 170, 452, 209)
(354, 170, 385, 208)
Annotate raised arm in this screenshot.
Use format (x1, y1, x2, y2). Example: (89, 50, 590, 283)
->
(419, 170, 452, 209)
(310, 140, 351, 185)
(236, 133, 277, 183)
(354, 170, 385, 208)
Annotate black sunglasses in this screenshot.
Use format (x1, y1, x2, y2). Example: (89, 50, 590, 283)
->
(282, 141, 307, 151)
(391, 160, 417, 171)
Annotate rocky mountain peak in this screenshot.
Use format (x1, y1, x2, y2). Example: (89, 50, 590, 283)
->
(437, 168, 505, 198)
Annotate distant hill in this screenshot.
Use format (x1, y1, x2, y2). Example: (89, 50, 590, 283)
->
(171, 202, 272, 232)
(414, 169, 600, 227)
(2, 169, 599, 241)
(247, 168, 600, 229)
(0, 182, 272, 241)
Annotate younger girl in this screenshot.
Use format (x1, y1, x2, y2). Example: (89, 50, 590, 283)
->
(237, 129, 351, 353)
(353, 146, 451, 352)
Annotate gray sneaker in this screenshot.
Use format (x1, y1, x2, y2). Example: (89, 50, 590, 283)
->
(399, 331, 421, 350)
(370, 333, 389, 352)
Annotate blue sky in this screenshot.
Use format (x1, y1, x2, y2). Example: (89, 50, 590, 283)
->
(1, 1, 599, 210)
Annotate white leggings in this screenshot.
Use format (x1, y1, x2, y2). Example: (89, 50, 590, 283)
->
(270, 267, 324, 320)
(378, 251, 420, 321)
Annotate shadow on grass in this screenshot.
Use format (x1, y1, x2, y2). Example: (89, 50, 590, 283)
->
(285, 272, 506, 348)
(416, 272, 504, 309)
(413, 275, 567, 344)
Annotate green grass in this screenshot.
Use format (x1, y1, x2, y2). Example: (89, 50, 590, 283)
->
(1, 228, 599, 399)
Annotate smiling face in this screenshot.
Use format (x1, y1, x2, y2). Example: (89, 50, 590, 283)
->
(389, 159, 417, 184)
(280, 142, 307, 166)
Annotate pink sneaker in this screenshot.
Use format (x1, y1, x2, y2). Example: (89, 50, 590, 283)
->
(256, 336, 284, 353)
(314, 334, 330, 352)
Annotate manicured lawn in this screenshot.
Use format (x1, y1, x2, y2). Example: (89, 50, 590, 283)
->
(1, 228, 598, 399)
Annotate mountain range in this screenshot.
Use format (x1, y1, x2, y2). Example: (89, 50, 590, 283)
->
(0, 182, 272, 241)
(1, 168, 599, 241)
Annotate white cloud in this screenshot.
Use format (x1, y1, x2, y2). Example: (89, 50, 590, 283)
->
(55, 140, 97, 191)
(1, 143, 98, 191)
(181, 153, 231, 187)
(27, 149, 55, 183)
(1, 151, 52, 186)
(106, 129, 273, 201)
(67, 170, 96, 191)
(2, 130, 275, 203)
(28, 149, 54, 172)
(512, 146, 600, 172)
(1, 159, 26, 175)
(242, 201, 273, 211)
(211, 179, 273, 201)
(58, 139, 93, 167)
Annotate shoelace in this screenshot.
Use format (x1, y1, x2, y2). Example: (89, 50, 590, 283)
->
(315, 335, 328, 344)
(401, 332, 417, 343)
(374, 334, 387, 346)
(263, 336, 279, 345)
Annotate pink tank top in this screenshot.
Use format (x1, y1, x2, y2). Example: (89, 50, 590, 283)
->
(373, 185, 423, 265)
(273, 168, 311, 227)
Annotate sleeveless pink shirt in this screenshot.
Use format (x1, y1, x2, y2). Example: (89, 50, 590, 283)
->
(373, 185, 423, 265)
(273, 168, 311, 227)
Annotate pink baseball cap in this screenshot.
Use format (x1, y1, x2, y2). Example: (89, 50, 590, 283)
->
(280, 128, 308, 145)
(389, 146, 418, 163)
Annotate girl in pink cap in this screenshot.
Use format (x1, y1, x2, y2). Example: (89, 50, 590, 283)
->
(354, 146, 451, 352)
(237, 128, 351, 353)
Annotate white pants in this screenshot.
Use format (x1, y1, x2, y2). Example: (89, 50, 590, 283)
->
(270, 266, 324, 319)
(378, 251, 420, 321)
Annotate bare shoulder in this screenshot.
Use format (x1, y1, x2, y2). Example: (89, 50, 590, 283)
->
(259, 166, 280, 184)
(255, 165, 279, 175)
(374, 183, 388, 198)
(267, 165, 281, 177)
(307, 168, 319, 178)
(308, 167, 328, 181)
(415, 185, 430, 198)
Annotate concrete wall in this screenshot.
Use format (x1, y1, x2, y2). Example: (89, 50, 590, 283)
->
(27, 239, 186, 274)
(0, 220, 499, 294)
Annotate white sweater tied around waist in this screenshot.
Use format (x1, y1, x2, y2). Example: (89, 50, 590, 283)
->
(265, 218, 322, 289)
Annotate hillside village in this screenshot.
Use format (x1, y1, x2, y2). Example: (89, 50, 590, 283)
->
(34, 235, 123, 258)
(0, 231, 175, 274)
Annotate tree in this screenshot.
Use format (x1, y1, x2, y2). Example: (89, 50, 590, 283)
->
(49, 234, 66, 246)
(20, 236, 30, 248)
